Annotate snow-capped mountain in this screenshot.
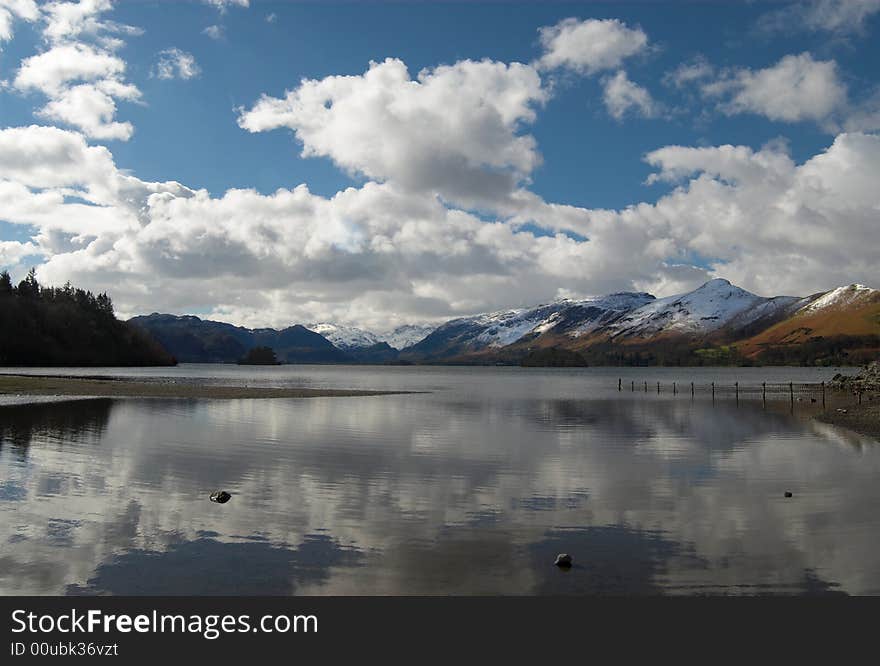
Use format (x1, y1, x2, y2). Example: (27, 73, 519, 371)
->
(307, 323, 381, 350)
(605, 279, 798, 340)
(402, 278, 880, 364)
(133, 279, 878, 366)
(307, 322, 435, 351)
(405, 293, 654, 359)
(801, 283, 878, 313)
(380, 324, 436, 350)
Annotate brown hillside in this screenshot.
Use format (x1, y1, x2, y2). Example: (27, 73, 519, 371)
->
(737, 290, 880, 359)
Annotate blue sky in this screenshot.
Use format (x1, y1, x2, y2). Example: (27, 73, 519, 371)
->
(1, 1, 879, 329)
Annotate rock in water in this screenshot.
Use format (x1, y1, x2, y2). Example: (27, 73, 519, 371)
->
(210, 490, 231, 504)
(784, 491, 793, 498)
(554, 553, 573, 568)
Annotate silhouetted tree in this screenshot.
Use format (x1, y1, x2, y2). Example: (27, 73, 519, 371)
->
(0, 273, 175, 367)
(237, 346, 279, 365)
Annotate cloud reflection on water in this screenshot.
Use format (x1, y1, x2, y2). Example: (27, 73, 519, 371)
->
(0, 377, 878, 595)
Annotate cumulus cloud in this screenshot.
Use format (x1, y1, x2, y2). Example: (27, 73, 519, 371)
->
(13, 41, 140, 140)
(1, 115, 878, 329)
(0, 0, 39, 43)
(8, 1, 141, 140)
(238, 57, 548, 211)
(602, 70, 659, 120)
(152, 48, 201, 80)
(42, 0, 142, 48)
(700, 53, 848, 126)
(0, 240, 39, 266)
(536, 17, 648, 74)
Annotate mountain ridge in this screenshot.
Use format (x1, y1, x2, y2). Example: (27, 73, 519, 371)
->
(127, 279, 880, 366)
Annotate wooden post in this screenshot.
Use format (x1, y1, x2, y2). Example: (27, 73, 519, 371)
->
(631, 380, 634, 392)
(821, 381, 825, 408)
(657, 381, 660, 394)
(735, 381, 739, 405)
(691, 382, 694, 398)
(790, 382, 794, 405)
(762, 382, 766, 408)
(711, 382, 715, 402)
(644, 381, 647, 392)
(673, 381, 677, 395)
(859, 390, 862, 405)
(618, 377, 622, 392)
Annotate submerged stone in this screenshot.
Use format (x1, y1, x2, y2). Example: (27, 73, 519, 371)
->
(210, 490, 232, 504)
(554, 553, 573, 568)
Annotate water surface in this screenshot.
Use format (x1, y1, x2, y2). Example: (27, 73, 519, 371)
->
(1, 365, 877, 595)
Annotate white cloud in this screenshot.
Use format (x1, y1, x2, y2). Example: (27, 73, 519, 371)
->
(602, 70, 659, 120)
(202, 24, 224, 40)
(8, 1, 141, 140)
(238, 57, 548, 211)
(536, 17, 648, 74)
(203, 0, 249, 12)
(42, 0, 141, 48)
(152, 48, 201, 80)
(0, 240, 39, 266)
(701, 53, 847, 125)
(14, 42, 125, 93)
(12, 41, 140, 140)
(760, 0, 880, 36)
(664, 55, 714, 89)
(1, 116, 878, 329)
(0, 0, 39, 43)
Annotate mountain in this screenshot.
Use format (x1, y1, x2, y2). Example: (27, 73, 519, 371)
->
(404, 279, 880, 366)
(125, 279, 879, 367)
(129, 314, 349, 364)
(381, 324, 437, 350)
(736, 284, 880, 365)
(307, 322, 436, 351)
(600, 279, 798, 341)
(403, 293, 654, 362)
(307, 323, 380, 350)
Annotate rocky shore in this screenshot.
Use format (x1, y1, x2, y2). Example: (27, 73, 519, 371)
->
(820, 360, 880, 439)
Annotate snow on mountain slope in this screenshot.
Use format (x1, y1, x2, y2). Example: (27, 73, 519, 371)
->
(408, 293, 656, 357)
(607, 278, 775, 339)
(379, 324, 436, 350)
(547, 293, 656, 338)
(800, 284, 878, 313)
(307, 322, 435, 350)
(307, 323, 381, 350)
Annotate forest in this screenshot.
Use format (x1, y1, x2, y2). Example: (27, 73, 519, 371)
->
(0, 269, 175, 367)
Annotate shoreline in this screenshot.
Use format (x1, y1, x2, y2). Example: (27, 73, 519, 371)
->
(0, 374, 415, 401)
(815, 401, 880, 440)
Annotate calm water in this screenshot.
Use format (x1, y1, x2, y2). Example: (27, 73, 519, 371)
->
(1, 365, 877, 595)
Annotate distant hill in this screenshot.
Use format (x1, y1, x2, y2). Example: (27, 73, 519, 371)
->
(129, 313, 349, 364)
(0, 270, 175, 367)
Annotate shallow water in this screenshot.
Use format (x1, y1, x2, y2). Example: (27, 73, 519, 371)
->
(0, 365, 877, 595)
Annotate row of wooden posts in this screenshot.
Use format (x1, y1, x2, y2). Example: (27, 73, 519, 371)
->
(617, 378, 836, 408)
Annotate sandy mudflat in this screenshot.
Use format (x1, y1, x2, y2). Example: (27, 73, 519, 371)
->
(0, 374, 412, 400)
(816, 400, 880, 440)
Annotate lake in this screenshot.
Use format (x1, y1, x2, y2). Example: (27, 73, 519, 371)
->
(0, 364, 877, 595)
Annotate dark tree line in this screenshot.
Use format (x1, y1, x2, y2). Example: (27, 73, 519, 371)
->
(0, 269, 175, 367)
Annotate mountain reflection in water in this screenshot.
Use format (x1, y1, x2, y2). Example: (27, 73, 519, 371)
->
(0, 366, 877, 595)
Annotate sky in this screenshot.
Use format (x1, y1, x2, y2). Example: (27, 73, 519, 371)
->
(0, 0, 879, 331)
